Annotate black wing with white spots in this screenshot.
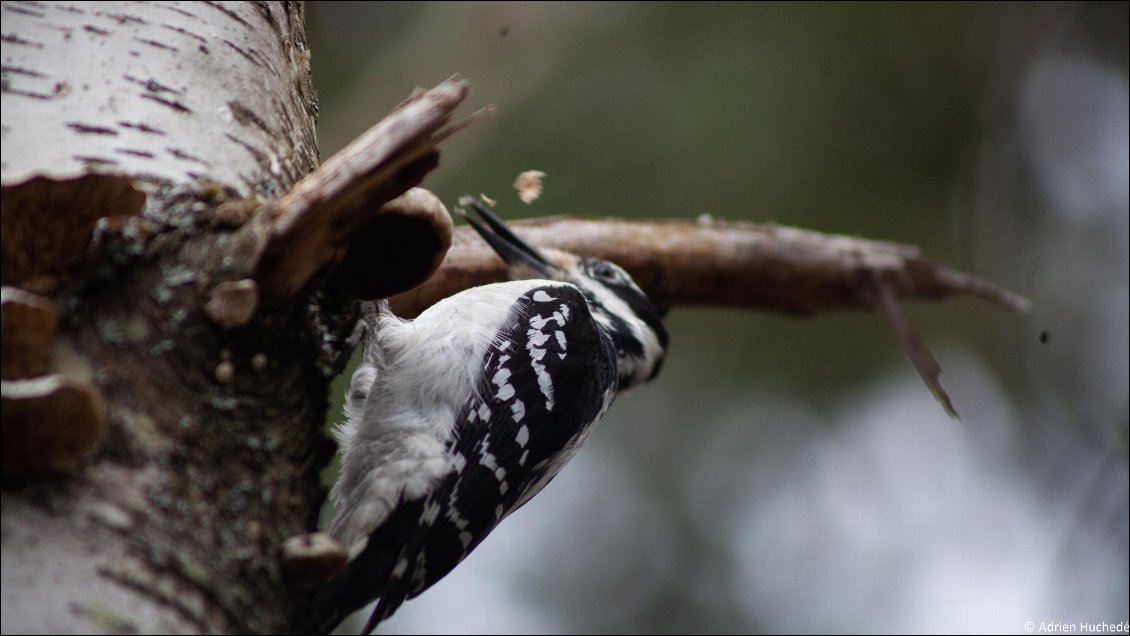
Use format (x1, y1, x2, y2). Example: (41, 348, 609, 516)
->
(315, 284, 617, 633)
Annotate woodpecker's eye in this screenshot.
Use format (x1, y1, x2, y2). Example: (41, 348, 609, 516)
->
(591, 261, 620, 283)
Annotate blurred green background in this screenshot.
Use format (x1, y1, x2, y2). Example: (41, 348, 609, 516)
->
(308, 3, 1128, 634)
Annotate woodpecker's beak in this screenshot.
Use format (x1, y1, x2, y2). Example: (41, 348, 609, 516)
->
(456, 198, 556, 277)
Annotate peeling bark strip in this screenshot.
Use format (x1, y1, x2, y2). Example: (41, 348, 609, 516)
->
(871, 272, 960, 418)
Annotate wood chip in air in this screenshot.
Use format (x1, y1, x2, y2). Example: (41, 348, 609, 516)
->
(513, 170, 546, 204)
(479, 193, 497, 207)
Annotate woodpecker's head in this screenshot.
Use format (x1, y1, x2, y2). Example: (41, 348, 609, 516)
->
(456, 199, 668, 389)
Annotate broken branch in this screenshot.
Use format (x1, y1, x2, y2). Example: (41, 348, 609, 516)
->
(254, 77, 484, 302)
(390, 216, 1030, 317)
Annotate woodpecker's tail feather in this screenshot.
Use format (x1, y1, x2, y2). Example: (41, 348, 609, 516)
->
(312, 497, 427, 634)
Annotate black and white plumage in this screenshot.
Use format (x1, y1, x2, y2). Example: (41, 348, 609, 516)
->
(314, 200, 668, 634)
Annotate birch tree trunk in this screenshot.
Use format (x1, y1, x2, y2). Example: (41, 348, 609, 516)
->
(1, 2, 456, 632)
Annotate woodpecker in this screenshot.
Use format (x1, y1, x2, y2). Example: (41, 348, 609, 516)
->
(314, 199, 668, 634)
